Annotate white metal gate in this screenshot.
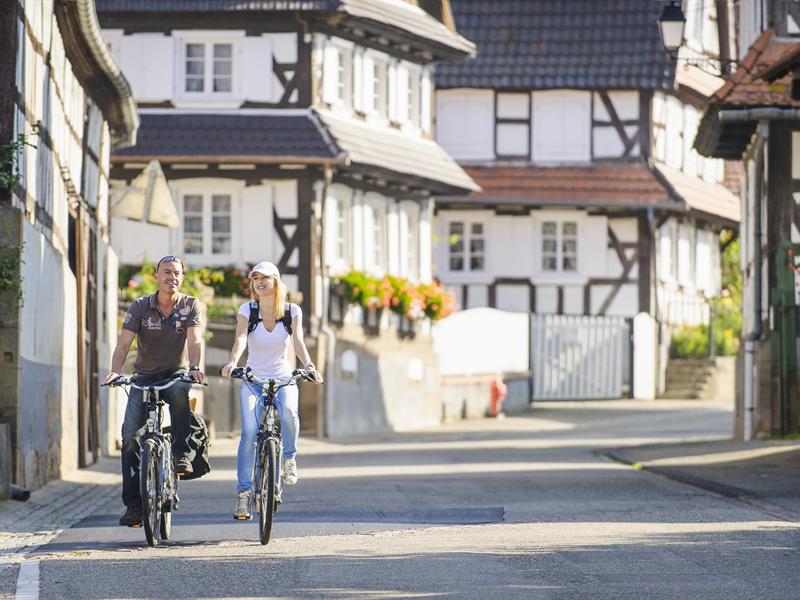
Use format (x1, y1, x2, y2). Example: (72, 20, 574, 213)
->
(531, 315, 631, 400)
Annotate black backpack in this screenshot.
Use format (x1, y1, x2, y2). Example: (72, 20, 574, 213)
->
(167, 411, 211, 481)
(247, 301, 292, 335)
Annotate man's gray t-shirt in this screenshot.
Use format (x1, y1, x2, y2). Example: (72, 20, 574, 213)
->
(122, 293, 203, 376)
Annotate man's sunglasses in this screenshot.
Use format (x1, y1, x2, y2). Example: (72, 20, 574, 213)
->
(156, 255, 184, 270)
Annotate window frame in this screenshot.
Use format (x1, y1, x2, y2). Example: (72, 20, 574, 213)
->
(539, 219, 579, 275)
(180, 190, 236, 261)
(364, 193, 387, 275)
(175, 32, 240, 102)
(446, 218, 487, 274)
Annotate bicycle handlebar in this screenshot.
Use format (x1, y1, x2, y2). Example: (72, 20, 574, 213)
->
(227, 367, 313, 388)
(102, 373, 207, 391)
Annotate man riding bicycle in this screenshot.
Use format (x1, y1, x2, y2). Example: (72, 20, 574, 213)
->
(104, 256, 206, 527)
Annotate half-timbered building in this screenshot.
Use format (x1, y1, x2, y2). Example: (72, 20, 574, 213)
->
(95, 0, 477, 436)
(696, 1, 800, 438)
(0, 0, 138, 489)
(433, 0, 740, 398)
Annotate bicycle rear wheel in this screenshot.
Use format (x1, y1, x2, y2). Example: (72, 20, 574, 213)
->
(258, 438, 278, 545)
(160, 466, 176, 539)
(140, 440, 162, 547)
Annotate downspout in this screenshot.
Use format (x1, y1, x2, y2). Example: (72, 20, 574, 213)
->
(742, 121, 767, 441)
(318, 166, 335, 438)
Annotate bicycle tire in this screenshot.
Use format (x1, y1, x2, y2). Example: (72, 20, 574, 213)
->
(258, 438, 278, 545)
(140, 439, 162, 547)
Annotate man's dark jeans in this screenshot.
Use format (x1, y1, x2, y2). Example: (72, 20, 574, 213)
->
(121, 371, 193, 508)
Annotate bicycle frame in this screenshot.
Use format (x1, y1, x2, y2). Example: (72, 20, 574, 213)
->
(104, 374, 198, 545)
(231, 368, 309, 543)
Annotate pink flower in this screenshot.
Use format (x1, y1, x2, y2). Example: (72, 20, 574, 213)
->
(128, 279, 137, 288)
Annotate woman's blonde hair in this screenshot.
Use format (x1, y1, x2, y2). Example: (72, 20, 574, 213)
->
(249, 275, 287, 319)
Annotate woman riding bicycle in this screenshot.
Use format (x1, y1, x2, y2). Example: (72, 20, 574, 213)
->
(221, 261, 322, 520)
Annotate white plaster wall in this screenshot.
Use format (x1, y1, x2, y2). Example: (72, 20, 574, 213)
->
(435, 89, 494, 161)
(593, 91, 639, 159)
(495, 285, 530, 312)
(103, 30, 297, 105)
(536, 286, 558, 313)
(18, 224, 77, 484)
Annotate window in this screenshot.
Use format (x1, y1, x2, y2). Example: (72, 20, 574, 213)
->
(183, 42, 233, 94)
(335, 47, 353, 105)
(182, 193, 232, 256)
(405, 211, 418, 277)
(371, 205, 385, 270)
(407, 70, 420, 127)
(335, 197, 348, 260)
(448, 221, 485, 272)
(372, 60, 387, 115)
(541, 221, 577, 272)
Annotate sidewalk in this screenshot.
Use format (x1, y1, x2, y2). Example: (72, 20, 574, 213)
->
(0, 457, 120, 571)
(603, 439, 800, 521)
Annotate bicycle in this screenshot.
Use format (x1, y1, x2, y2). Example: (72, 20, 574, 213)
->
(229, 367, 312, 545)
(103, 373, 205, 546)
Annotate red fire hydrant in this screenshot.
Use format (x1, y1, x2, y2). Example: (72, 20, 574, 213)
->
(488, 377, 507, 417)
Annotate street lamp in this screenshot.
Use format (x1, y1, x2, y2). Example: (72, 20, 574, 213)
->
(656, 0, 746, 76)
(657, 0, 686, 58)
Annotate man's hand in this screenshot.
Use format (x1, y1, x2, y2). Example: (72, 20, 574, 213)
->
(221, 362, 236, 378)
(103, 371, 121, 385)
(189, 368, 205, 385)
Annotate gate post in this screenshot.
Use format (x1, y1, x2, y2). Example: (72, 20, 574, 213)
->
(633, 312, 657, 400)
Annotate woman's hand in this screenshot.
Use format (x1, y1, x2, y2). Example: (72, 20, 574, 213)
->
(304, 363, 324, 384)
(221, 362, 236, 378)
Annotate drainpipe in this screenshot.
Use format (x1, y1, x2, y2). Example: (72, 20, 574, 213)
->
(318, 166, 335, 438)
(741, 121, 767, 441)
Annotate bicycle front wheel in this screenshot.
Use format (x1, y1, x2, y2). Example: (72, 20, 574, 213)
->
(140, 440, 162, 547)
(258, 438, 278, 545)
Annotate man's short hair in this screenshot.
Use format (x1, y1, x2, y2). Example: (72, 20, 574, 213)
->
(156, 255, 184, 272)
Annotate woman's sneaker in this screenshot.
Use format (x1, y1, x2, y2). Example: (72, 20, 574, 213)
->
(233, 490, 251, 520)
(283, 458, 299, 485)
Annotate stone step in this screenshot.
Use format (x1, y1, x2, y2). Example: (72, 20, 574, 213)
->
(666, 374, 713, 386)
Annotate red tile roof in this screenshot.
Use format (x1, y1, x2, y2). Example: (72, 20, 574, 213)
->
(696, 30, 800, 158)
(458, 163, 672, 207)
(438, 163, 740, 224)
(711, 30, 800, 108)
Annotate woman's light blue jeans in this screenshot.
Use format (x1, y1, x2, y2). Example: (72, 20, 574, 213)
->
(237, 381, 299, 493)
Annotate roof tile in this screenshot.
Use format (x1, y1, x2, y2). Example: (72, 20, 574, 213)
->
(436, 0, 675, 90)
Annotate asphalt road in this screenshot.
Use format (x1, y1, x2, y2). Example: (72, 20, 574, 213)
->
(13, 400, 800, 599)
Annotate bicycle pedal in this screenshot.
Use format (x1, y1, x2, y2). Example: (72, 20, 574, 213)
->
(233, 515, 251, 521)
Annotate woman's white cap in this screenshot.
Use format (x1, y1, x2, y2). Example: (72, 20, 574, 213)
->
(249, 261, 280, 279)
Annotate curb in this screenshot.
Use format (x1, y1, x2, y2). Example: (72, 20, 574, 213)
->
(598, 448, 757, 500)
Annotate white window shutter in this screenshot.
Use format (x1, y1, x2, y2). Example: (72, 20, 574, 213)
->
(322, 45, 339, 104)
(421, 70, 432, 133)
(352, 51, 363, 112)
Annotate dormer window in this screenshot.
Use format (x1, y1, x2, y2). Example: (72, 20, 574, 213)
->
(181, 39, 235, 96)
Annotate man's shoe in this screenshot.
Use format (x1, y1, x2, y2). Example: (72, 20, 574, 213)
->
(233, 490, 251, 520)
(175, 455, 193, 477)
(283, 457, 298, 485)
(119, 505, 142, 527)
